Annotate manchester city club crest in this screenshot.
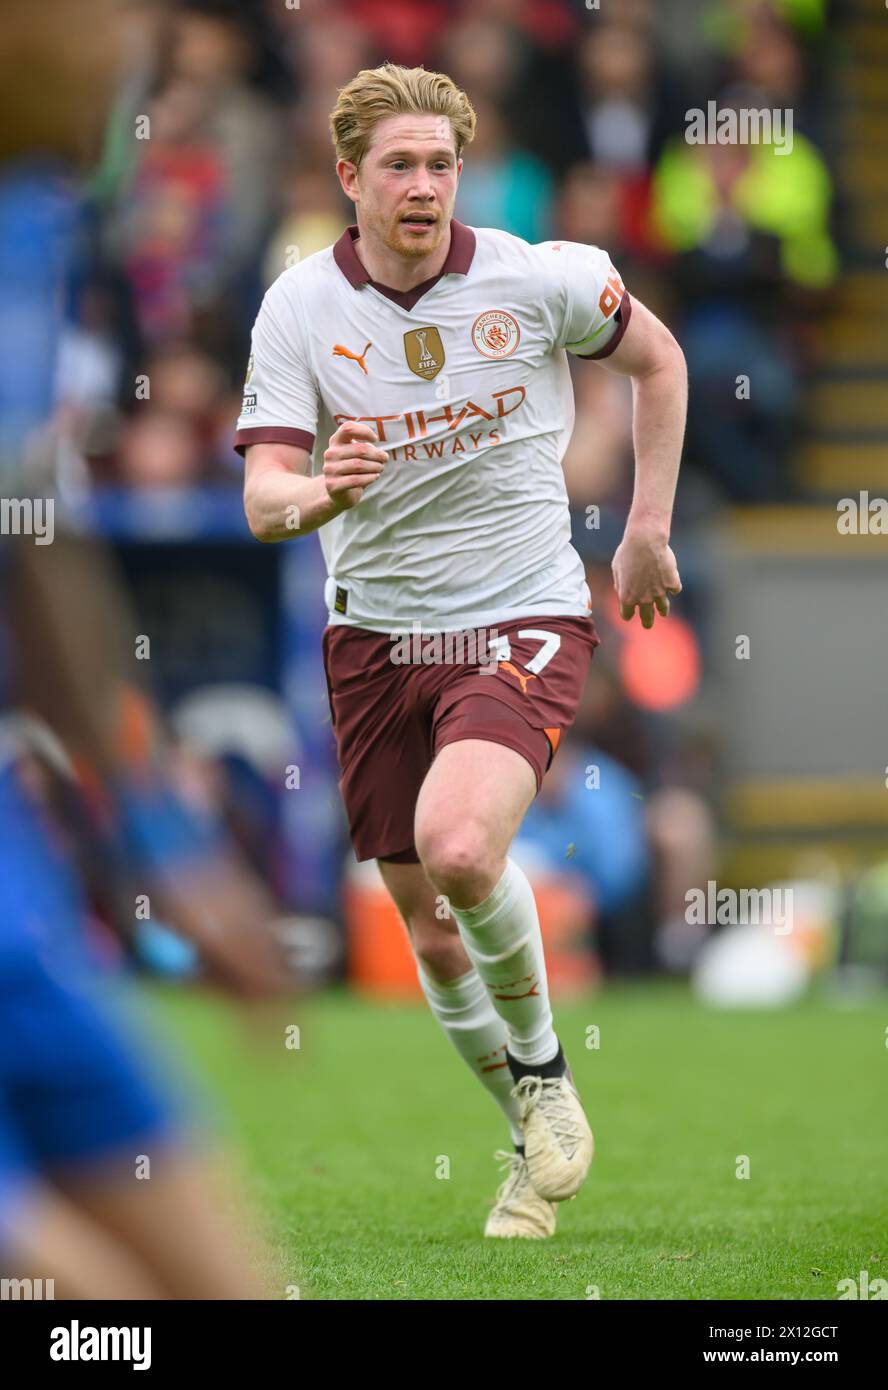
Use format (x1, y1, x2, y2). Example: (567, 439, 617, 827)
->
(471, 309, 520, 359)
(404, 326, 445, 380)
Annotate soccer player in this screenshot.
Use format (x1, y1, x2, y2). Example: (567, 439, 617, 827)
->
(238, 64, 686, 1238)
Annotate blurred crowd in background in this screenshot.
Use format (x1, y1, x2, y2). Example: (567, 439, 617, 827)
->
(4, 0, 847, 983)
(50, 0, 840, 501)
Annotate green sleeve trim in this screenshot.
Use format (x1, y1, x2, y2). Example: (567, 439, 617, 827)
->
(565, 318, 614, 353)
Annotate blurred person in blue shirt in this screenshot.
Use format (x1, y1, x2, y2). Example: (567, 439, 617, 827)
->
(513, 739, 651, 969)
(0, 0, 288, 1299)
(454, 96, 555, 243)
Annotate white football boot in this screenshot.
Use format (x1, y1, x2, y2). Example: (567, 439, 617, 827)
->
(512, 1066, 594, 1201)
(484, 1150, 557, 1239)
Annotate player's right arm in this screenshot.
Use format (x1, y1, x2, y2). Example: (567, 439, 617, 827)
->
(236, 277, 388, 541)
(243, 421, 388, 541)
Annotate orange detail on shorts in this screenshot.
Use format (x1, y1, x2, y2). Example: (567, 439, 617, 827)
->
(499, 660, 536, 696)
(544, 727, 560, 755)
(333, 341, 372, 374)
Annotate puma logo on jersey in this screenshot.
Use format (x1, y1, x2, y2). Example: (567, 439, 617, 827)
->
(499, 660, 536, 696)
(333, 341, 372, 374)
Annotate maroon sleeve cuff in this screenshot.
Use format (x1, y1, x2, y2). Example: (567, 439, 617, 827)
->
(577, 291, 632, 361)
(234, 426, 316, 458)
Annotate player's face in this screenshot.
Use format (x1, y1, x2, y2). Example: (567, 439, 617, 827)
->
(353, 113, 461, 260)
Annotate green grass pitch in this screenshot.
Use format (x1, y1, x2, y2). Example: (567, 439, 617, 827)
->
(151, 982, 887, 1300)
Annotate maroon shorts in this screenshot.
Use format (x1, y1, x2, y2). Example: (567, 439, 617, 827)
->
(321, 613, 599, 863)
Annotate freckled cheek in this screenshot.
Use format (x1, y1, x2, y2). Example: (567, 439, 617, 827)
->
(379, 180, 405, 212)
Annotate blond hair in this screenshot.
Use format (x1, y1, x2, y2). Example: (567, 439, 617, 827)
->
(330, 63, 476, 168)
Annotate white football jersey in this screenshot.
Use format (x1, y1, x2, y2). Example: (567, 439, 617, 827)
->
(235, 221, 630, 633)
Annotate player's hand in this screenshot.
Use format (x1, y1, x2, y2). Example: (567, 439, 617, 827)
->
(612, 521, 682, 629)
(323, 420, 388, 511)
(152, 857, 294, 1001)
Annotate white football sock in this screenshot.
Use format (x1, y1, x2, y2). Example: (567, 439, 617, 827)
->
(448, 858, 559, 1068)
(416, 961, 523, 1146)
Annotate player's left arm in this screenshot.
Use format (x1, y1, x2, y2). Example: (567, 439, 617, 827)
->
(595, 297, 687, 629)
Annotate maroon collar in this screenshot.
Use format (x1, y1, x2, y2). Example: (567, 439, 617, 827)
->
(332, 219, 476, 310)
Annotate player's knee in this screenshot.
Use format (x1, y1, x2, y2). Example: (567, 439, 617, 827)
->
(416, 825, 494, 902)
